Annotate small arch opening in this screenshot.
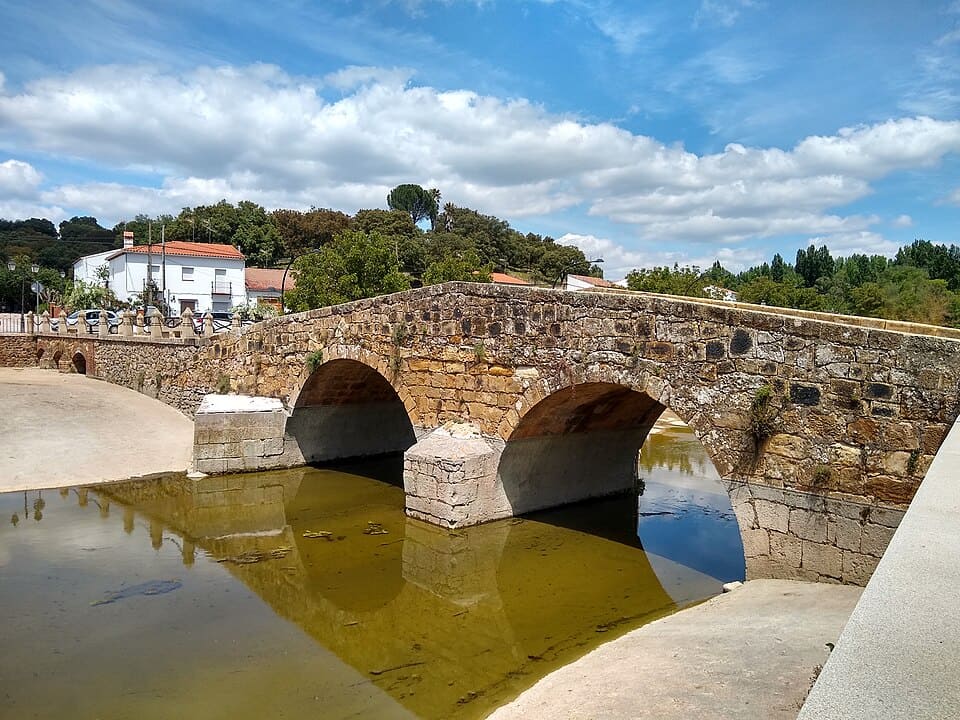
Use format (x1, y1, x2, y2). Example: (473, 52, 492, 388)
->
(36, 347, 45, 364)
(72, 352, 87, 375)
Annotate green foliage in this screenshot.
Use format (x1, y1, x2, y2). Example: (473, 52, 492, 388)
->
(749, 385, 777, 445)
(284, 230, 410, 311)
(304, 350, 324, 374)
(271, 207, 351, 257)
(215, 374, 232, 394)
(387, 184, 439, 227)
(231, 302, 278, 322)
(626, 264, 705, 296)
(423, 249, 492, 284)
(795, 244, 835, 287)
(62, 279, 116, 312)
(811, 464, 832, 488)
(473, 341, 487, 363)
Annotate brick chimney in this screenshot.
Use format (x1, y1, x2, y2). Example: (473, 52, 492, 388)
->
(123, 230, 134, 248)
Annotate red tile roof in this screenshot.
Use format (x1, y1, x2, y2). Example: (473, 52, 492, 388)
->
(109, 241, 245, 260)
(490, 271, 533, 286)
(245, 268, 295, 292)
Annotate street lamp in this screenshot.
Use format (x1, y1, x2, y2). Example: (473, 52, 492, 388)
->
(6, 260, 37, 331)
(31, 262, 39, 316)
(553, 258, 604, 289)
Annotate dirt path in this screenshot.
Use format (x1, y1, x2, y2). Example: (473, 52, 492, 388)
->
(487, 579, 861, 720)
(0, 367, 194, 491)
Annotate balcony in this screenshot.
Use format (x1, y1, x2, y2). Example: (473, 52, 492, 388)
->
(211, 281, 232, 295)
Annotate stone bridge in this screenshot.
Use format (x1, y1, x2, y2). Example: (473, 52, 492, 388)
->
(5, 282, 960, 583)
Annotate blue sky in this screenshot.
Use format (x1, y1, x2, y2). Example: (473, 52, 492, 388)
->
(0, 0, 958, 277)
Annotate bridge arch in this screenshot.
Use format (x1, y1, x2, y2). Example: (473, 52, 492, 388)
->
(286, 357, 417, 464)
(496, 379, 747, 579)
(72, 351, 87, 375)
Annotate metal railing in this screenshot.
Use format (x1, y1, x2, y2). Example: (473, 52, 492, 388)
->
(211, 281, 232, 295)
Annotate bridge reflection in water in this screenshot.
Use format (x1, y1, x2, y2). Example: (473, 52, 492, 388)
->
(0, 424, 742, 720)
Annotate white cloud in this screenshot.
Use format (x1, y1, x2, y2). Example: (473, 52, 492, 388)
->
(693, 0, 759, 28)
(945, 188, 960, 205)
(892, 214, 913, 227)
(804, 231, 900, 257)
(0, 159, 43, 198)
(0, 63, 959, 253)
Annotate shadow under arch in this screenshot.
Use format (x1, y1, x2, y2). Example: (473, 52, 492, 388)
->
(498, 381, 745, 581)
(498, 382, 665, 517)
(72, 351, 87, 375)
(287, 358, 417, 464)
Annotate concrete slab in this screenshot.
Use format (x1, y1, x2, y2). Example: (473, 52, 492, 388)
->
(0, 367, 194, 491)
(487, 579, 861, 720)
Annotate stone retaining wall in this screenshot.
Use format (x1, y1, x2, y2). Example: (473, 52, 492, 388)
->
(0, 333, 39, 366)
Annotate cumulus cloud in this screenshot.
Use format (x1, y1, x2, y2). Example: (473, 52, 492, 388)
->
(0, 63, 959, 256)
(892, 214, 913, 227)
(0, 159, 43, 198)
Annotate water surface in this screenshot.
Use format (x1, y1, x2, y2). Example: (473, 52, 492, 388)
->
(0, 421, 742, 719)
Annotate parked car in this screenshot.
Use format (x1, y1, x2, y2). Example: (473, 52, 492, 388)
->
(193, 311, 234, 333)
(53, 309, 121, 331)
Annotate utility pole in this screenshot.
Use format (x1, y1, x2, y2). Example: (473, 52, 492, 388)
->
(161, 224, 167, 313)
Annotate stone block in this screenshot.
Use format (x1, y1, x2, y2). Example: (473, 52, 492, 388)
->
(801, 541, 842, 579)
(241, 439, 263, 458)
(196, 458, 226, 474)
(841, 550, 879, 586)
(263, 437, 284, 456)
(769, 531, 802, 567)
(741, 527, 770, 558)
(789, 508, 828, 542)
(754, 499, 789, 534)
(827, 516, 862, 551)
(860, 523, 896, 557)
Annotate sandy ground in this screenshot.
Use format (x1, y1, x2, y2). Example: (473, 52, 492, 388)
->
(488, 579, 861, 720)
(0, 367, 194, 491)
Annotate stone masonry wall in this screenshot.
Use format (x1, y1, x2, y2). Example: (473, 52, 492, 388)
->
(162, 283, 960, 509)
(0, 333, 39, 366)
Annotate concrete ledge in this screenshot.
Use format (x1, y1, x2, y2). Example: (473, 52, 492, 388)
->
(799, 418, 960, 719)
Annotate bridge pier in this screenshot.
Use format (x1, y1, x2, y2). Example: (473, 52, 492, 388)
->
(403, 423, 642, 528)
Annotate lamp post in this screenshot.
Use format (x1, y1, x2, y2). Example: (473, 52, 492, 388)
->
(280, 248, 324, 314)
(31, 262, 39, 316)
(553, 258, 604, 289)
(6, 260, 38, 331)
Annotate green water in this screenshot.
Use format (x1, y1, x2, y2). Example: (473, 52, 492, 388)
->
(0, 442, 736, 720)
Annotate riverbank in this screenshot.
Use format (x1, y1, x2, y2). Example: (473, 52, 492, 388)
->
(0, 367, 194, 491)
(487, 579, 861, 720)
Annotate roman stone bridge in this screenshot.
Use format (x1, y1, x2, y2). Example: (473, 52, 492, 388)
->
(5, 281, 960, 583)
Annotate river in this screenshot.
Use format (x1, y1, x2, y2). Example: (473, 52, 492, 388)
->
(0, 414, 743, 719)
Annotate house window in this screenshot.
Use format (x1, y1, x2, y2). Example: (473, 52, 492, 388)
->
(182, 267, 195, 281)
(215, 269, 226, 278)
(148, 265, 160, 275)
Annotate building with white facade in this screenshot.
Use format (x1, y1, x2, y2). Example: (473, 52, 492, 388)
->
(73, 237, 246, 315)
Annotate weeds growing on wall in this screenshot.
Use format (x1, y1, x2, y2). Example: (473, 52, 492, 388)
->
(305, 350, 324, 373)
(749, 384, 777, 445)
(216, 373, 231, 394)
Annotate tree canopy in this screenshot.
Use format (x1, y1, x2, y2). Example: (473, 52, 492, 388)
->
(387, 184, 439, 227)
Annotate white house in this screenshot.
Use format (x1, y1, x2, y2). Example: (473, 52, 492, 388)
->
(563, 273, 621, 292)
(73, 236, 246, 315)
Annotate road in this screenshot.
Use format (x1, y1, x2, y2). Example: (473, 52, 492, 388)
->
(0, 367, 194, 492)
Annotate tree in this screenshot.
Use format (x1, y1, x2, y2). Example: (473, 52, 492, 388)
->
(58, 216, 113, 243)
(284, 230, 410, 310)
(387, 184, 438, 227)
(795, 244, 834, 287)
(625, 265, 704, 296)
(770, 253, 786, 283)
(271, 208, 351, 257)
(422, 250, 492, 285)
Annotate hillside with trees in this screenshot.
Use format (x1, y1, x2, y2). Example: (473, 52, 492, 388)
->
(1, 183, 957, 326)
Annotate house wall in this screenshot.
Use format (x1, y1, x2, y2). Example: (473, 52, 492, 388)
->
(72, 250, 116, 284)
(89, 254, 244, 314)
